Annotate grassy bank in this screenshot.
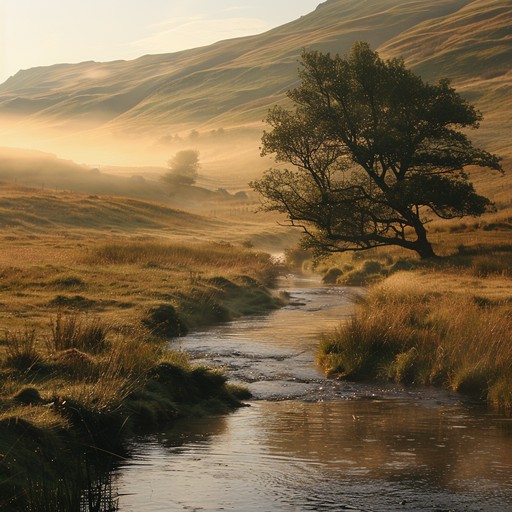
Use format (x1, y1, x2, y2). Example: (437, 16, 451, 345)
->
(318, 264, 512, 411)
(0, 236, 282, 510)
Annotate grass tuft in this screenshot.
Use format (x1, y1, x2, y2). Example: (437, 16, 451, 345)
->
(47, 313, 111, 354)
(3, 328, 40, 370)
(318, 272, 512, 410)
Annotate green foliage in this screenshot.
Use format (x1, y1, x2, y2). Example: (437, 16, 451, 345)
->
(252, 42, 502, 259)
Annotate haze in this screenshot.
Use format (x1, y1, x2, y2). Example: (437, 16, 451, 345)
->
(0, 0, 320, 83)
(0, 0, 509, 199)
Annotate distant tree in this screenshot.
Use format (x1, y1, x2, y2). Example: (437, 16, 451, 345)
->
(161, 150, 200, 187)
(210, 127, 226, 138)
(251, 42, 502, 259)
(188, 129, 200, 140)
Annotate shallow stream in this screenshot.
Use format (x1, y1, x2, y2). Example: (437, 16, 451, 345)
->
(114, 275, 512, 511)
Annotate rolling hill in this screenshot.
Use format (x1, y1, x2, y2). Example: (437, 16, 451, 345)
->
(0, 0, 510, 182)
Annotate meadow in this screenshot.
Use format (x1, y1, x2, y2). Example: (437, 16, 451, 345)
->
(0, 183, 285, 510)
(316, 211, 512, 411)
(0, 173, 510, 510)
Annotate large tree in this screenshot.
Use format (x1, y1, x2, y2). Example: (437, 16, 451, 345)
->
(251, 42, 502, 259)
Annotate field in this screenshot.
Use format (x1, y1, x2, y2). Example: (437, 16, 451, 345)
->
(316, 223, 512, 411)
(0, 183, 288, 510)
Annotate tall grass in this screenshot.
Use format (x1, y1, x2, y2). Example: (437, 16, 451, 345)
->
(318, 274, 512, 410)
(83, 241, 280, 286)
(3, 328, 40, 370)
(85, 240, 270, 268)
(47, 313, 111, 354)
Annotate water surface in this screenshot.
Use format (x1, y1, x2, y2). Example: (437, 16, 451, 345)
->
(115, 275, 512, 511)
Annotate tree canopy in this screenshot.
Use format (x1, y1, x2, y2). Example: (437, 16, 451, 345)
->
(161, 150, 200, 187)
(251, 42, 502, 259)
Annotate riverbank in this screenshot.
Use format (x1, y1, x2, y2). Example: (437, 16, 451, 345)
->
(318, 265, 512, 411)
(0, 238, 283, 510)
(113, 271, 512, 511)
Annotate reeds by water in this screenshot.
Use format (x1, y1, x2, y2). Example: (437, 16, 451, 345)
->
(318, 272, 512, 410)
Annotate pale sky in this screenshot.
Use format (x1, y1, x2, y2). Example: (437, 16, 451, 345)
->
(0, 0, 321, 83)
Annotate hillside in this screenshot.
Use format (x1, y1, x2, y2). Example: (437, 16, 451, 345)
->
(0, 0, 509, 183)
(0, 183, 216, 236)
(0, 182, 296, 252)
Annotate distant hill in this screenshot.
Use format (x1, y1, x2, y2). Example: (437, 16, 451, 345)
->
(0, 147, 252, 209)
(0, 181, 297, 252)
(0, 183, 219, 236)
(0, 0, 509, 182)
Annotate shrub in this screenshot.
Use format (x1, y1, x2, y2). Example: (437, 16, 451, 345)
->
(361, 260, 383, 274)
(322, 268, 343, 284)
(141, 304, 188, 337)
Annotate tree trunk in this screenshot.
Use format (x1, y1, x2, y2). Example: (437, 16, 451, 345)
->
(415, 239, 437, 259)
(412, 225, 437, 259)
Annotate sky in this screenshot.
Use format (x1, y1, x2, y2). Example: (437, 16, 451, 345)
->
(0, 0, 321, 83)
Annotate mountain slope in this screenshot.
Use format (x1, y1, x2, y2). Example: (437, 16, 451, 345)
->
(0, 0, 509, 173)
(0, 0, 477, 129)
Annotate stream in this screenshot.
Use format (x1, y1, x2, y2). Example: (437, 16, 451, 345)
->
(113, 275, 512, 511)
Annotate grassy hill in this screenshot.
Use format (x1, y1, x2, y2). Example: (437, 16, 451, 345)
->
(0, 0, 509, 183)
(0, 181, 298, 254)
(0, 183, 217, 236)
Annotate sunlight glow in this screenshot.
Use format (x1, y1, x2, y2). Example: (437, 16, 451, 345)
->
(0, 0, 320, 83)
(128, 16, 272, 55)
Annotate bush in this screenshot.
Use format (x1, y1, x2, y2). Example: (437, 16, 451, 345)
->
(322, 268, 343, 284)
(141, 304, 188, 337)
(361, 260, 383, 274)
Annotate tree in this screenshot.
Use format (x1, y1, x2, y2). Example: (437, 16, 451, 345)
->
(251, 42, 502, 259)
(161, 150, 200, 187)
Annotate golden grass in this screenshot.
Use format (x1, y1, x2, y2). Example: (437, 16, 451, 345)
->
(0, 404, 69, 430)
(0, 189, 281, 450)
(0, 237, 279, 339)
(318, 268, 512, 410)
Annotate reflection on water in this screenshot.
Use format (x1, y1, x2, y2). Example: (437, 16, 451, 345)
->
(115, 276, 512, 511)
(117, 400, 512, 511)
